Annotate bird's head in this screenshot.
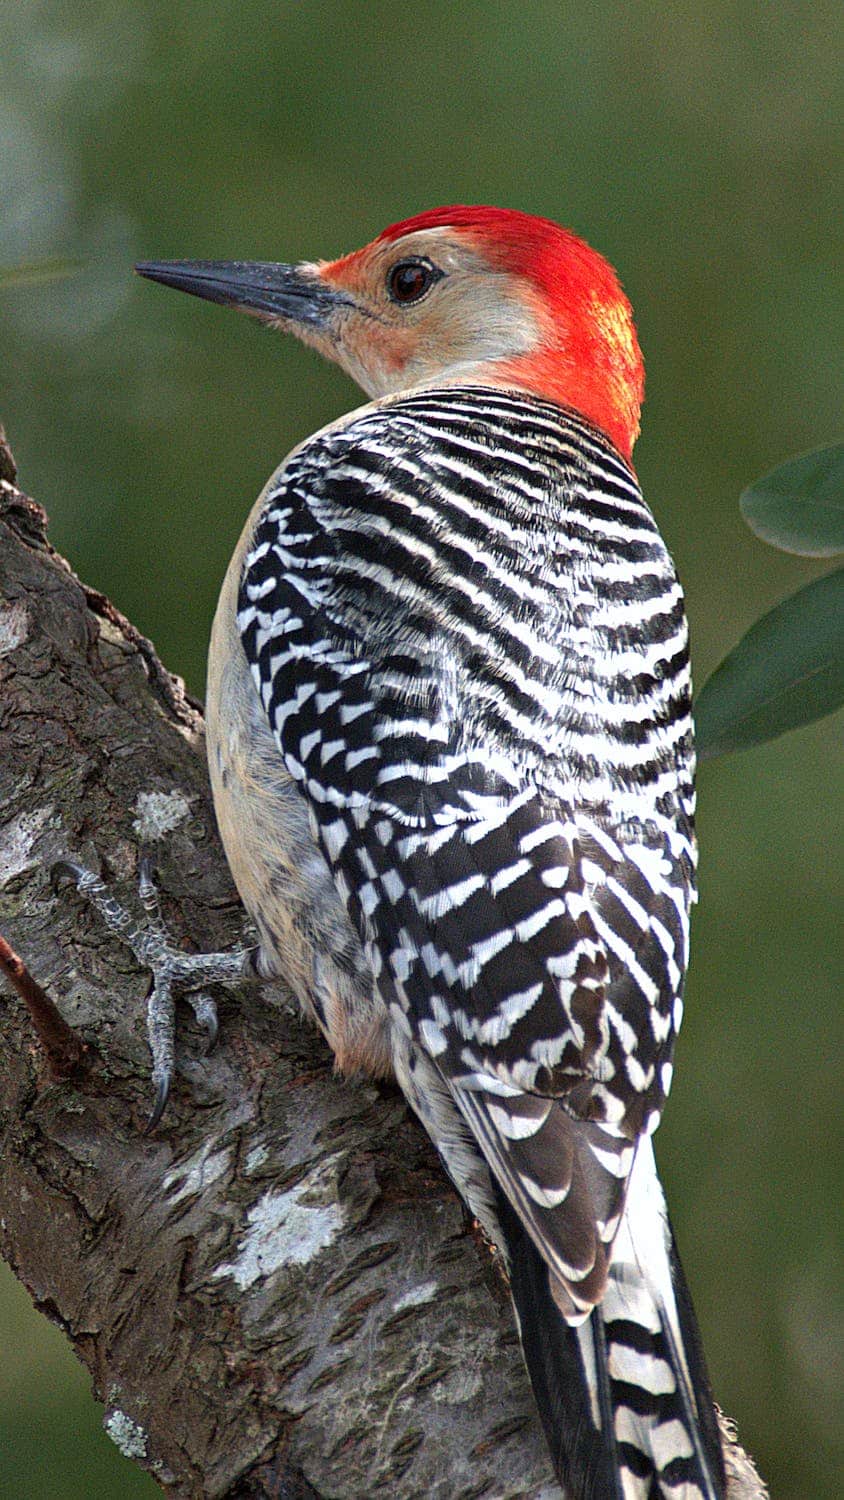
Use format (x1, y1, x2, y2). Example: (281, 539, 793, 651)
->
(137, 205, 644, 460)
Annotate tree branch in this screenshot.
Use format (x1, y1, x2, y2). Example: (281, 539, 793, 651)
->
(0, 425, 767, 1498)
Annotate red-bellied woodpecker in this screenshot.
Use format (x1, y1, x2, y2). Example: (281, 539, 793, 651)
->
(68, 206, 726, 1498)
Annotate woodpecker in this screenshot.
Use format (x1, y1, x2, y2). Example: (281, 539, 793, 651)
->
(80, 206, 724, 1498)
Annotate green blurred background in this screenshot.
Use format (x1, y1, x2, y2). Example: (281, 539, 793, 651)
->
(1, 2, 841, 1496)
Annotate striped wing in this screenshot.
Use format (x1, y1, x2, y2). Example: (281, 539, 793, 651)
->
(237, 386, 695, 1318)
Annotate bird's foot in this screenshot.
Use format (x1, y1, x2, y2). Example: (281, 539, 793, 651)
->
(54, 855, 257, 1129)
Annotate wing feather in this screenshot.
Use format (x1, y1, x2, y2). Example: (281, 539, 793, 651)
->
(236, 398, 691, 1334)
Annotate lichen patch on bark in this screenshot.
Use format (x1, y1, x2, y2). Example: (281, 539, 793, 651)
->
(0, 806, 55, 886)
(213, 1166, 345, 1289)
(162, 1139, 234, 1205)
(0, 599, 30, 656)
(132, 788, 192, 840)
(104, 1408, 149, 1461)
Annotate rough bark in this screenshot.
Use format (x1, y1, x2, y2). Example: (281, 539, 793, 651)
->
(0, 427, 767, 1499)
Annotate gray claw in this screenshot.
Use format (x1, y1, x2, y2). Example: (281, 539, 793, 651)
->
(50, 857, 89, 892)
(145, 1075, 171, 1134)
(190, 993, 219, 1049)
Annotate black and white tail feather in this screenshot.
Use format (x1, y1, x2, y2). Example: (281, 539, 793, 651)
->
(502, 1140, 725, 1499)
(235, 385, 726, 1497)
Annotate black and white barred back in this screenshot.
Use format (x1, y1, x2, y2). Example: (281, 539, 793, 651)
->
(237, 386, 724, 1498)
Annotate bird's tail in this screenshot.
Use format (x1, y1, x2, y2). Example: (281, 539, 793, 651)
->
(500, 1138, 726, 1500)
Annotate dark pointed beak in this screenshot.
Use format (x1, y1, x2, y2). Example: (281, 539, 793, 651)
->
(134, 259, 349, 329)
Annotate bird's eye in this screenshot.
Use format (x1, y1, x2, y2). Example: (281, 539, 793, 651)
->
(387, 258, 441, 305)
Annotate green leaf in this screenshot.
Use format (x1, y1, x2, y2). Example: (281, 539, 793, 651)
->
(740, 444, 844, 557)
(695, 567, 844, 760)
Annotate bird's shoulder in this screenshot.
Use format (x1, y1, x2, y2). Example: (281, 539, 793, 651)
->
(258, 382, 646, 531)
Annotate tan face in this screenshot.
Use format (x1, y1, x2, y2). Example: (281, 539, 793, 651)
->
(310, 227, 543, 398)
